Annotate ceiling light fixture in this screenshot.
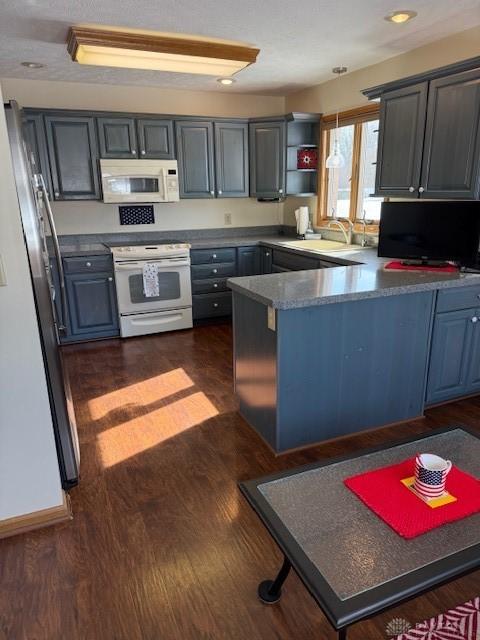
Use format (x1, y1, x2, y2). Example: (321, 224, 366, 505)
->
(384, 10, 417, 23)
(67, 27, 259, 77)
(21, 61, 45, 69)
(217, 77, 236, 85)
(325, 66, 348, 170)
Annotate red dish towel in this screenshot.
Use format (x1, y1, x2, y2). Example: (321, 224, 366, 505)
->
(384, 260, 459, 273)
(344, 458, 480, 539)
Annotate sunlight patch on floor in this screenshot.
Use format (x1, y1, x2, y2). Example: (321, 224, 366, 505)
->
(96, 391, 219, 468)
(88, 368, 194, 419)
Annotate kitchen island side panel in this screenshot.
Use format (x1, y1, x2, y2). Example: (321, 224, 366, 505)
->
(233, 292, 278, 449)
(276, 291, 435, 451)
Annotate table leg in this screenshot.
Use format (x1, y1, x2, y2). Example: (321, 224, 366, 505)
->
(338, 629, 347, 640)
(257, 556, 292, 604)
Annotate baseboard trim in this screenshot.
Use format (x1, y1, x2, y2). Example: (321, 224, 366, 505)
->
(0, 492, 72, 539)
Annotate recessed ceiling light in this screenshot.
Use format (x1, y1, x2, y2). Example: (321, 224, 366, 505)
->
(67, 27, 259, 77)
(384, 10, 417, 23)
(217, 77, 236, 85)
(21, 61, 45, 69)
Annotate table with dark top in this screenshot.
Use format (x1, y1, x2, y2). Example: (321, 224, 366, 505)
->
(239, 427, 480, 639)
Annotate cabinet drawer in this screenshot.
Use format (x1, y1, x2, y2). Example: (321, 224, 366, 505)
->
(192, 278, 229, 294)
(191, 262, 236, 280)
(63, 255, 113, 274)
(193, 292, 232, 319)
(191, 248, 236, 264)
(436, 286, 480, 312)
(272, 249, 319, 271)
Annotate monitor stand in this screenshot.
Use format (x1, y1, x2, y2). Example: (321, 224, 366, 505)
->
(400, 259, 450, 268)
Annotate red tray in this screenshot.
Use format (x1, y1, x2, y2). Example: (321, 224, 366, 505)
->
(344, 457, 480, 539)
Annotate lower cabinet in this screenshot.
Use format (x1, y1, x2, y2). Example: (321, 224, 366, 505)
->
(65, 272, 119, 338)
(260, 247, 273, 274)
(426, 305, 480, 404)
(237, 246, 261, 276)
(51, 255, 119, 343)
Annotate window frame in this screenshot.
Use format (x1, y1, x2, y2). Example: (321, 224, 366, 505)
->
(316, 103, 380, 228)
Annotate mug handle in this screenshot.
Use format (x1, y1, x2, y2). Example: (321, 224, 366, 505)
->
(445, 460, 452, 474)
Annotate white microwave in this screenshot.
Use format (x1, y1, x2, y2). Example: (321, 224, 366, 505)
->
(100, 159, 180, 203)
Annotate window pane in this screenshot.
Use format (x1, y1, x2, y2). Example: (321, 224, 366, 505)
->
(357, 120, 382, 221)
(326, 124, 354, 217)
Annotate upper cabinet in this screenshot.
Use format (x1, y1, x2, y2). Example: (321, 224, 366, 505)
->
(175, 121, 215, 198)
(366, 61, 480, 199)
(421, 69, 480, 199)
(214, 121, 249, 198)
(375, 83, 428, 197)
(249, 120, 286, 199)
(175, 120, 249, 198)
(45, 115, 100, 201)
(136, 119, 174, 159)
(23, 113, 53, 197)
(97, 117, 137, 158)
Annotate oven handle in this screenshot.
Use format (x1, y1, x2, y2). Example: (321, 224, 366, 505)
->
(115, 259, 190, 270)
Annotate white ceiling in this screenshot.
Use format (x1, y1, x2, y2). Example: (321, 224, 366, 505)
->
(0, 0, 479, 95)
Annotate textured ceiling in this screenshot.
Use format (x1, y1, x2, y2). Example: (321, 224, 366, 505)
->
(0, 0, 479, 95)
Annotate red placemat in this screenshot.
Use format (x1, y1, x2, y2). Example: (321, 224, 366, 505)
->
(384, 260, 459, 273)
(344, 458, 480, 539)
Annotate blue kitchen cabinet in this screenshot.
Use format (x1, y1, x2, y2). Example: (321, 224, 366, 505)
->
(426, 306, 480, 404)
(65, 272, 119, 338)
(237, 246, 261, 276)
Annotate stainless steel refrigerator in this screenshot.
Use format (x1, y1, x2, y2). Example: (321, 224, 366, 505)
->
(5, 101, 80, 488)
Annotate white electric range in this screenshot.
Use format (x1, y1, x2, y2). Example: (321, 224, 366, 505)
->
(110, 242, 192, 338)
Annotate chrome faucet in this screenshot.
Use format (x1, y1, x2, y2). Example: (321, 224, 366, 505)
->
(327, 218, 353, 245)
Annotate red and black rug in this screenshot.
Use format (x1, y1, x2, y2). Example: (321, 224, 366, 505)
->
(394, 597, 479, 639)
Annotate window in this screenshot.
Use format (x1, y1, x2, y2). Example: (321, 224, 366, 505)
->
(318, 105, 382, 224)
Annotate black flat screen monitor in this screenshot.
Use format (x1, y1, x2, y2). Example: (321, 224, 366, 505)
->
(378, 202, 480, 265)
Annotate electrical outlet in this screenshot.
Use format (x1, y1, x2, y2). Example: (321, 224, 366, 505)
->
(224, 212, 232, 225)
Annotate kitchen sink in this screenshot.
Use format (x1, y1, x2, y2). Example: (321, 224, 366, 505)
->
(281, 239, 363, 252)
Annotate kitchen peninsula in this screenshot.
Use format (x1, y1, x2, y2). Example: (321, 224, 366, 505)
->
(228, 251, 480, 453)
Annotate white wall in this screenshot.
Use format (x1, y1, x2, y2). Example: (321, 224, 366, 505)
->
(0, 83, 64, 521)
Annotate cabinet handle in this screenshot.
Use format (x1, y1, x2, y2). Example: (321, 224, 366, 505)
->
(265, 252, 270, 256)
(108, 276, 113, 282)
(141, 150, 146, 155)
(131, 149, 136, 155)
(472, 316, 478, 323)
(408, 186, 415, 193)
(418, 186, 425, 193)
(54, 191, 60, 198)
(212, 268, 218, 274)
(213, 303, 219, 308)
(212, 253, 217, 259)
(279, 189, 283, 194)
(218, 190, 223, 195)
(210, 190, 215, 195)
(86, 261, 92, 267)
(213, 283, 218, 288)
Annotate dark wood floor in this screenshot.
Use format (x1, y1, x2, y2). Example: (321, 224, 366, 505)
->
(1, 323, 479, 640)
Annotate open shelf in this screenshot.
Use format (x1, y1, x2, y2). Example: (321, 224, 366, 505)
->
(285, 113, 320, 196)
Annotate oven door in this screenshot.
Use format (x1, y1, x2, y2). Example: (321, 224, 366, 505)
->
(102, 170, 167, 203)
(114, 258, 192, 314)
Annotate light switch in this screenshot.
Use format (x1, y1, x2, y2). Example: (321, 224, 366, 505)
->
(0, 255, 6, 286)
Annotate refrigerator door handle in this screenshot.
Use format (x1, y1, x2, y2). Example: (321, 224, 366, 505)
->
(36, 174, 67, 334)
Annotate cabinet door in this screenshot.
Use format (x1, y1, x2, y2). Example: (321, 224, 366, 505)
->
(175, 121, 215, 198)
(97, 117, 137, 158)
(260, 247, 273, 274)
(45, 115, 100, 200)
(466, 310, 480, 394)
(23, 113, 53, 197)
(421, 69, 480, 199)
(65, 272, 119, 337)
(375, 82, 428, 197)
(426, 308, 475, 404)
(214, 122, 249, 197)
(249, 121, 286, 198)
(137, 119, 174, 159)
(237, 246, 261, 276)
